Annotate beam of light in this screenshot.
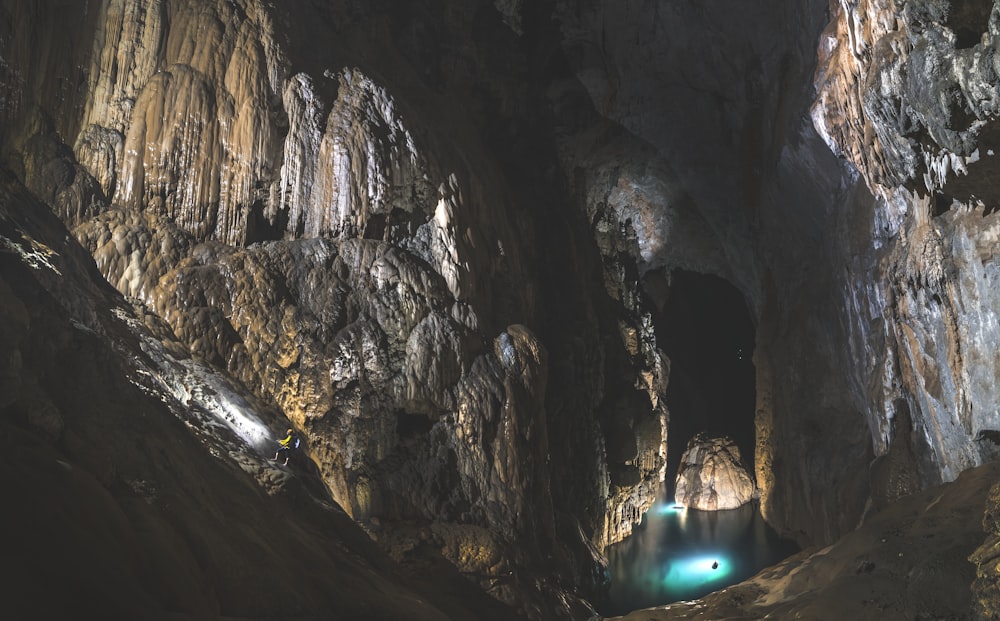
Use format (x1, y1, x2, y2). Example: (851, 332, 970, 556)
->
(123, 315, 276, 454)
(172, 358, 274, 452)
(662, 553, 733, 592)
(656, 499, 688, 527)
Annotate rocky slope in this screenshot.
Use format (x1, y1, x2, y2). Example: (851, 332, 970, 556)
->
(0, 168, 523, 620)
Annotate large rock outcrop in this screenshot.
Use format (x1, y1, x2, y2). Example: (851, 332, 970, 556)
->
(0, 169, 522, 621)
(813, 0, 1000, 501)
(0, 1, 671, 615)
(674, 434, 756, 511)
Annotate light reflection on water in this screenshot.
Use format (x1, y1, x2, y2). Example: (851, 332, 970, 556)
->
(599, 489, 798, 616)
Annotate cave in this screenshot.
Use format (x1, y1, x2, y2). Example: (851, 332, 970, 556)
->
(2, 1, 1000, 620)
(597, 269, 798, 615)
(656, 269, 756, 488)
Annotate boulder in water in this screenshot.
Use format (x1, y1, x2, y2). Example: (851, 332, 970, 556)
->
(675, 433, 756, 510)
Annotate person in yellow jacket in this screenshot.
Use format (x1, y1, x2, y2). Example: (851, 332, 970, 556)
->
(273, 428, 299, 466)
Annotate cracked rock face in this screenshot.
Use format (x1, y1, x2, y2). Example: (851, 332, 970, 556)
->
(814, 0, 1000, 204)
(674, 433, 756, 511)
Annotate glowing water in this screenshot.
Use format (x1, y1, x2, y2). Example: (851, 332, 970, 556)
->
(600, 491, 798, 615)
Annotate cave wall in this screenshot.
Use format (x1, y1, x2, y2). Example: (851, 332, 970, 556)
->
(814, 0, 1000, 499)
(0, 0, 670, 615)
(5, 0, 1000, 613)
(551, 0, 883, 544)
(553, 0, 1000, 547)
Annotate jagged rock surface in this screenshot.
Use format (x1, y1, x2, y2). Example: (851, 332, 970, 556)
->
(674, 434, 756, 511)
(0, 169, 522, 621)
(813, 0, 1000, 505)
(6, 0, 1000, 618)
(0, 1, 669, 616)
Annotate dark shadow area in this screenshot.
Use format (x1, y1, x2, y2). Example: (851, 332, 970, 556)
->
(654, 269, 756, 492)
(946, 0, 991, 49)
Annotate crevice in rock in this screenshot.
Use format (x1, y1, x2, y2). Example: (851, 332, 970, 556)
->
(396, 410, 435, 439)
(932, 192, 954, 217)
(946, 0, 992, 49)
(245, 199, 286, 244)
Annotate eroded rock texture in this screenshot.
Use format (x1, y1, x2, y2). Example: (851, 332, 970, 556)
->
(674, 434, 756, 511)
(814, 0, 1000, 503)
(5, 0, 1000, 617)
(0, 1, 669, 616)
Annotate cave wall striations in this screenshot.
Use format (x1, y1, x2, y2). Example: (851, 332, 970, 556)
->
(814, 0, 1000, 494)
(0, 0, 671, 615)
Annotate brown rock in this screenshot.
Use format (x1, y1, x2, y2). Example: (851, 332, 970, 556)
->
(675, 433, 756, 510)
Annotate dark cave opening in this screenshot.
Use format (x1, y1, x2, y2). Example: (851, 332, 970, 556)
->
(656, 269, 757, 491)
(596, 269, 786, 617)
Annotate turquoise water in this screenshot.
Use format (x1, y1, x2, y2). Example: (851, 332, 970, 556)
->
(598, 490, 798, 616)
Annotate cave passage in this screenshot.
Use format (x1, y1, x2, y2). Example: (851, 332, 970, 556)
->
(597, 269, 794, 615)
(656, 269, 757, 490)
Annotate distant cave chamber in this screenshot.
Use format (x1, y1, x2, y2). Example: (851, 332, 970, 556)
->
(597, 269, 785, 615)
(650, 269, 757, 490)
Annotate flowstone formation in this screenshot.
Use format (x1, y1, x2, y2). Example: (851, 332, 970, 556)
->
(814, 0, 1000, 495)
(7, 0, 1000, 618)
(674, 434, 756, 511)
(0, 1, 671, 616)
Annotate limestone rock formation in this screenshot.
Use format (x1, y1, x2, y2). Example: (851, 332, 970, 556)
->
(0, 1, 669, 616)
(5, 0, 1000, 618)
(0, 169, 522, 621)
(813, 0, 1000, 503)
(674, 434, 756, 511)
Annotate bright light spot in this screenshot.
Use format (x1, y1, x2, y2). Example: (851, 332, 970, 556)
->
(1, 234, 62, 274)
(663, 554, 733, 591)
(214, 390, 273, 449)
(656, 500, 687, 515)
(126, 321, 276, 455)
